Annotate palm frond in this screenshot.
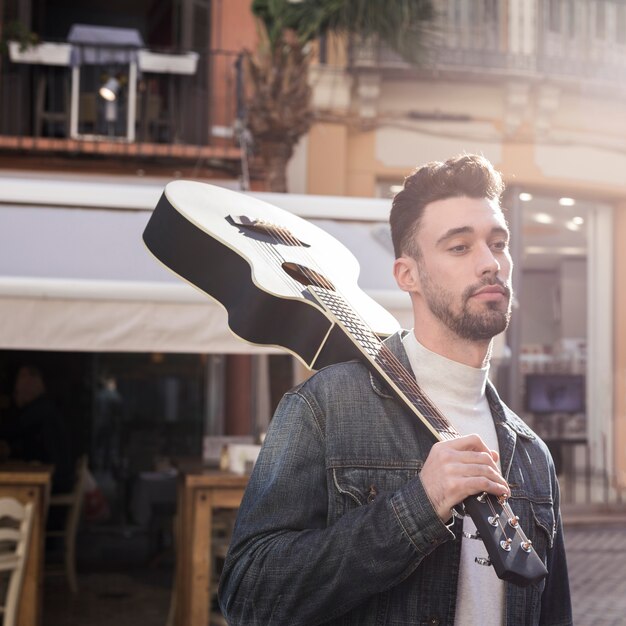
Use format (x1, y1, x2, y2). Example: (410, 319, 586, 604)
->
(251, 0, 434, 64)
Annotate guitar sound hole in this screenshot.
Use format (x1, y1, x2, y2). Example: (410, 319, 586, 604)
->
(282, 262, 335, 290)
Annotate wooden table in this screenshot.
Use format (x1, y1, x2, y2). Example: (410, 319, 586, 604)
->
(173, 471, 248, 626)
(0, 464, 52, 626)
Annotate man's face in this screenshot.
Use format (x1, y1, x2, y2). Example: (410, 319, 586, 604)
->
(411, 196, 513, 341)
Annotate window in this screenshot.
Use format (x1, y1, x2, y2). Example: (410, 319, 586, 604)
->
(595, 1, 606, 39)
(92, 352, 212, 473)
(548, 0, 562, 33)
(376, 179, 404, 199)
(617, 4, 626, 44)
(567, 1, 577, 38)
(512, 191, 590, 444)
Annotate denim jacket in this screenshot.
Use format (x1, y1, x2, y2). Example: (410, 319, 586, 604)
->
(219, 332, 572, 626)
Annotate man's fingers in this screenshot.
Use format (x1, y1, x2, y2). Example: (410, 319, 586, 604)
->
(463, 465, 510, 497)
(446, 462, 510, 494)
(420, 437, 511, 520)
(436, 435, 500, 463)
(433, 447, 502, 474)
(439, 433, 491, 453)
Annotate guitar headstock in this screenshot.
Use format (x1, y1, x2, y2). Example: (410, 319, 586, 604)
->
(463, 492, 548, 587)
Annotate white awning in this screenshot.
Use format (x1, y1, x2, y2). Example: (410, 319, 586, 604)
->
(0, 174, 412, 354)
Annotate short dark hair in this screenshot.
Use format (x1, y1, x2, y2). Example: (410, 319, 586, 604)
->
(389, 154, 505, 258)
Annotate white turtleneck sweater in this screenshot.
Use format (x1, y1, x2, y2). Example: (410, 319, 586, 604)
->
(402, 331, 505, 626)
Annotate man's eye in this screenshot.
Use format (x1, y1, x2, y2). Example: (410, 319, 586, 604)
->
(449, 245, 467, 253)
(492, 241, 508, 251)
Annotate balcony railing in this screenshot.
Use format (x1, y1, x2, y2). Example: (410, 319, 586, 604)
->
(349, 0, 626, 92)
(0, 42, 243, 161)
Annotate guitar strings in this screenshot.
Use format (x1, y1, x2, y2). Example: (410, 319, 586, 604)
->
(241, 224, 305, 296)
(253, 223, 323, 298)
(485, 495, 512, 545)
(258, 240, 305, 296)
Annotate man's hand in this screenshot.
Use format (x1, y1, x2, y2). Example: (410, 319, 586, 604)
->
(419, 434, 510, 522)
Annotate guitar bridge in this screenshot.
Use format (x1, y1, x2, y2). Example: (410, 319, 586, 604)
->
(226, 215, 310, 247)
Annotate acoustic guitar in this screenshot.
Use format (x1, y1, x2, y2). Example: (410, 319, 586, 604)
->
(143, 180, 548, 587)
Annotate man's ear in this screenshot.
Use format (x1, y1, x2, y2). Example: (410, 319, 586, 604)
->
(393, 256, 421, 294)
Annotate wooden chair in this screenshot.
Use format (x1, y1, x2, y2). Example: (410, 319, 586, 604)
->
(45, 455, 88, 593)
(166, 508, 236, 626)
(0, 498, 34, 626)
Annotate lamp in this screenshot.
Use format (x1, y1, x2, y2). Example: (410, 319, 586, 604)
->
(99, 77, 120, 102)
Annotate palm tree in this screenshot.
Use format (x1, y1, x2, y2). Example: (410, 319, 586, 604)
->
(241, 0, 434, 192)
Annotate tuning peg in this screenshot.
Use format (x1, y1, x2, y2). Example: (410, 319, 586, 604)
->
(508, 515, 520, 528)
(475, 556, 491, 567)
(488, 514, 500, 527)
(462, 530, 481, 540)
(500, 538, 513, 552)
(521, 540, 533, 553)
(452, 504, 466, 519)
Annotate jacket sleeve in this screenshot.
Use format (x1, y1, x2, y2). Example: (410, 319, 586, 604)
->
(218, 389, 454, 625)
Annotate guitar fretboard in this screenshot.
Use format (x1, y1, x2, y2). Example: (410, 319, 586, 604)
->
(309, 286, 459, 441)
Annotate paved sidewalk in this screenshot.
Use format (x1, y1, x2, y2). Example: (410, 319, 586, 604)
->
(564, 509, 626, 626)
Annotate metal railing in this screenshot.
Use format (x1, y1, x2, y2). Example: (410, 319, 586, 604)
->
(349, 0, 626, 91)
(0, 44, 243, 156)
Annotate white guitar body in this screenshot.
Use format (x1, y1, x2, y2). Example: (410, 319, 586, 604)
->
(143, 180, 400, 369)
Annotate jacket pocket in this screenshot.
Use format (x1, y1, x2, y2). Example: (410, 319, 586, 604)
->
(329, 463, 421, 520)
(530, 499, 556, 551)
(503, 498, 556, 624)
(507, 495, 554, 599)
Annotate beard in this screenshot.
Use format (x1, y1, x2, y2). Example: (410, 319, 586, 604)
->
(419, 266, 512, 341)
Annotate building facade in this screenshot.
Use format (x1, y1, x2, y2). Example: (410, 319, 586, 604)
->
(286, 0, 625, 503)
(0, 0, 265, 525)
(1, 0, 624, 510)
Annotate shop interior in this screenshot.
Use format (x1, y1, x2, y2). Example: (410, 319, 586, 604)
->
(0, 348, 293, 624)
(514, 190, 590, 484)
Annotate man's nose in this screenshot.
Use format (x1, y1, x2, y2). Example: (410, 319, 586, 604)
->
(477, 245, 500, 276)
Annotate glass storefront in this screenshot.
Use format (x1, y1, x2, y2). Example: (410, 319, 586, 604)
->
(0, 350, 222, 525)
(506, 189, 614, 503)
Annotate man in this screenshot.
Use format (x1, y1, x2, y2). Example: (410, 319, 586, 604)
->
(218, 155, 571, 625)
(1, 364, 73, 494)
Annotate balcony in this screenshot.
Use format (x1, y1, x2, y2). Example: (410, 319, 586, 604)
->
(0, 35, 243, 166)
(349, 0, 626, 93)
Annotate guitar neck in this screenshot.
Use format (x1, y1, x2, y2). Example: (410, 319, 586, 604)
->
(308, 286, 459, 442)
(309, 285, 549, 588)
